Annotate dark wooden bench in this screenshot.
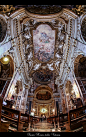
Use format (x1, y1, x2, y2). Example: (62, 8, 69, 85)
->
(0, 97, 10, 132)
(59, 112, 68, 129)
(32, 116, 40, 124)
(20, 113, 30, 130)
(47, 116, 58, 128)
(47, 116, 53, 124)
(1, 105, 24, 132)
(65, 105, 86, 132)
(29, 116, 40, 128)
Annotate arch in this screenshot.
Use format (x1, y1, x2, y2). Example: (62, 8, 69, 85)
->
(0, 55, 14, 98)
(74, 54, 84, 77)
(0, 55, 14, 77)
(34, 85, 53, 96)
(33, 85, 54, 117)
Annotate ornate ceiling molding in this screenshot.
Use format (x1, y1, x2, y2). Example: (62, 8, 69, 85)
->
(21, 17, 66, 79)
(8, 7, 79, 86)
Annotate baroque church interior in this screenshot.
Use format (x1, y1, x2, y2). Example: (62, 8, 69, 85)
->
(0, 5, 86, 132)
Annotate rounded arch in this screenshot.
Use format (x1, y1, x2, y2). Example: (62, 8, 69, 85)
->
(74, 54, 86, 78)
(0, 55, 14, 77)
(0, 54, 14, 98)
(34, 85, 53, 95)
(74, 54, 85, 77)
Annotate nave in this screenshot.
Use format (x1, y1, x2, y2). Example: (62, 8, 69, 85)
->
(24, 120, 58, 132)
(1, 5, 86, 133)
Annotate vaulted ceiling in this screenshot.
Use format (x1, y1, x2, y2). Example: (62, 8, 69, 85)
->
(0, 5, 85, 16)
(13, 5, 76, 14)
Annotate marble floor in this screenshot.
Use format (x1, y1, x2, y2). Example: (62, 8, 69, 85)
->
(25, 120, 61, 132)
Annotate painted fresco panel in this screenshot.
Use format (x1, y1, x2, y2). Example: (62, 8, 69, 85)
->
(33, 24, 55, 62)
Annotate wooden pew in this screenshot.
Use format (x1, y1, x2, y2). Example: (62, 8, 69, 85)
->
(47, 116, 53, 124)
(59, 112, 68, 128)
(33, 116, 40, 124)
(0, 97, 10, 132)
(1, 105, 24, 132)
(65, 105, 86, 132)
(30, 116, 40, 128)
(47, 116, 58, 128)
(21, 113, 30, 130)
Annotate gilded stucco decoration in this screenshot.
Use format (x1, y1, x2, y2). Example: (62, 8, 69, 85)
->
(21, 17, 66, 80)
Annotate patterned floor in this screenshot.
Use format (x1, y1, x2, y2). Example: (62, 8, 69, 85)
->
(25, 120, 61, 132)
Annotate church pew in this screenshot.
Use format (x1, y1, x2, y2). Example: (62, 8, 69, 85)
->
(20, 113, 30, 130)
(1, 105, 24, 132)
(65, 105, 86, 132)
(47, 116, 57, 127)
(47, 116, 53, 124)
(30, 116, 40, 128)
(0, 97, 10, 132)
(59, 112, 68, 128)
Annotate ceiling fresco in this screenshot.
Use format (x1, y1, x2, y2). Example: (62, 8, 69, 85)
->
(36, 90, 51, 100)
(33, 24, 55, 62)
(33, 68, 53, 84)
(13, 5, 76, 15)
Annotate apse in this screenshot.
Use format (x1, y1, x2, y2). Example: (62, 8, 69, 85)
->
(36, 91, 51, 100)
